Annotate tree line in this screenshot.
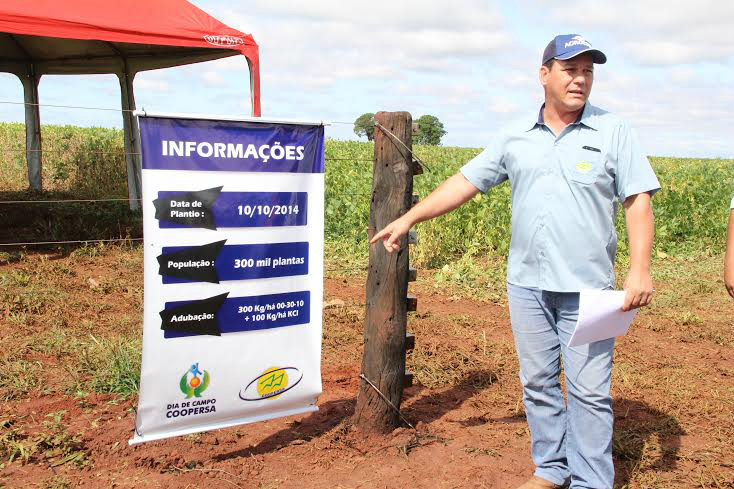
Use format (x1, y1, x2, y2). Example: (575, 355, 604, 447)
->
(353, 113, 446, 146)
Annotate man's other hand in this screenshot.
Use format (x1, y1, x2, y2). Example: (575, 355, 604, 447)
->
(725, 209, 734, 299)
(622, 267, 654, 311)
(370, 217, 412, 254)
(725, 259, 734, 299)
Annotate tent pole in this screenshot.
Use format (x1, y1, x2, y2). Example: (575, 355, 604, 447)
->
(245, 55, 261, 117)
(118, 65, 141, 211)
(20, 65, 42, 191)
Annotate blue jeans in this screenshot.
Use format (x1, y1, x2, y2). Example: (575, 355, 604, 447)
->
(507, 283, 615, 489)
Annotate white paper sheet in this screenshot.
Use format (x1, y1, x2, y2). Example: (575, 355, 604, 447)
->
(568, 290, 638, 347)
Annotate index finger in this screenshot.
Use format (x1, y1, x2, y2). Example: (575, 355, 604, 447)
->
(370, 227, 389, 244)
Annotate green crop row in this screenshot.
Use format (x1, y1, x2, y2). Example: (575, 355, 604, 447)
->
(2, 123, 732, 265)
(0, 122, 127, 198)
(325, 140, 734, 266)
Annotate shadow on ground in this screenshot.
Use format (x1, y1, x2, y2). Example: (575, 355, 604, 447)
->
(613, 398, 684, 487)
(214, 369, 499, 461)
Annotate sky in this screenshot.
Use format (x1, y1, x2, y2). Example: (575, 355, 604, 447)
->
(1, 0, 733, 158)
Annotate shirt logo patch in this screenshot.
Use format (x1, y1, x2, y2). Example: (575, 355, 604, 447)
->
(576, 161, 593, 173)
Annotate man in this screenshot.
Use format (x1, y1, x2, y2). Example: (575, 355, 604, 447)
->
(725, 196, 734, 299)
(371, 34, 659, 489)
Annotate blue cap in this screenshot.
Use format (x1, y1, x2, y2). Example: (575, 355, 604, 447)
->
(542, 34, 607, 64)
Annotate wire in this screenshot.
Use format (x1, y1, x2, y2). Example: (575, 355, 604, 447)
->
(0, 100, 132, 113)
(359, 374, 415, 429)
(0, 238, 142, 247)
(0, 148, 377, 163)
(0, 101, 448, 130)
(373, 121, 432, 173)
(0, 148, 375, 161)
(0, 193, 375, 205)
(2, 101, 446, 169)
(0, 148, 136, 156)
(325, 158, 372, 162)
(331, 119, 445, 130)
(1, 289, 369, 298)
(0, 198, 141, 204)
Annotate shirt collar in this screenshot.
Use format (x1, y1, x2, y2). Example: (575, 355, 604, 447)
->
(530, 103, 598, 131)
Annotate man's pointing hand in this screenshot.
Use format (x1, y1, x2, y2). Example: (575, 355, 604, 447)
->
(370, 217, 412, 254)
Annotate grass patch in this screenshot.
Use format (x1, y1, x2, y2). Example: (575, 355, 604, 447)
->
(0, 358, 43, 401)
(0, 343, 43, 401)
(407, 313, 510, 388)
(322, 307, 364, 365)
(431, 253, 507, 302)
(0, 412, 87, 468)
(67, 335, 141, 397)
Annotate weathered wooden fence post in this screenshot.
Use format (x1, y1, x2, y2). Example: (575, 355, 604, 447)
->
(353, 111, 414, 432)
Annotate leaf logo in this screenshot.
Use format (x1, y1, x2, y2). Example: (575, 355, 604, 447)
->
(239, 367, 303, 401)
(257, 368, 288, 400)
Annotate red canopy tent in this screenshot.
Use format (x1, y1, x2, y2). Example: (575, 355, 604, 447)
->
(0, 0, 261, 208)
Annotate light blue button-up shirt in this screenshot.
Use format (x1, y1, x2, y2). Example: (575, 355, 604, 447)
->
(461, 103, 660, 292)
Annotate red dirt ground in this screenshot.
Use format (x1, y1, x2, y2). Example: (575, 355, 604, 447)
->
(2, 260, 733, 488)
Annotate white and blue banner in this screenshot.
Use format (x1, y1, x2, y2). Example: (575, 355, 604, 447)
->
(130, 114, 325, 445)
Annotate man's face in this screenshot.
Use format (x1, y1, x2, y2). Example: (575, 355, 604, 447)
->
(540, 53, 594, 112)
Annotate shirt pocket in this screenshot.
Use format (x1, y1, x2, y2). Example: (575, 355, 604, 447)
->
(566, 149, 603, 185)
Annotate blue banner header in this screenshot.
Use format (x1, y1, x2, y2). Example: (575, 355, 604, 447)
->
(140, 117, 324, 174)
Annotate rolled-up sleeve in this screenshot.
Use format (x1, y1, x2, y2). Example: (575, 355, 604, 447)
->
(614, 122, 660, 201)
(460, 134, 508, 194)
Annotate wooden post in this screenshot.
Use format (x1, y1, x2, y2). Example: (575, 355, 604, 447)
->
(353, 111, 413, 432)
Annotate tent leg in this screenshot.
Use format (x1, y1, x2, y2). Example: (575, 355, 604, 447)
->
(19, 67, 42, 191)
(118, 69, 141, 211)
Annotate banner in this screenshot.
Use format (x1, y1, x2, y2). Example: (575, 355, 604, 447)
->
(130, 114, 325, 445)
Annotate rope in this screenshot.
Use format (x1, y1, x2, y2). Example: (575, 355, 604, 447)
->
(359, 374, 414, 429)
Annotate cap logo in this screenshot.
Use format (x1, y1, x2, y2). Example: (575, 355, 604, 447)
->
(564, 35, 591, 49)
